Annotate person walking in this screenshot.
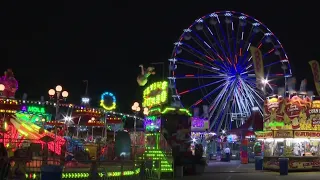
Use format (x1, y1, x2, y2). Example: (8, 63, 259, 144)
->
(224, 146, 231, 162)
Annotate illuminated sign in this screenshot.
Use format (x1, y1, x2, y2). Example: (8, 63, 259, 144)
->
(100, 91, 116, 111)
(255, 131, 273, 139)
(143, 81, 168, 108)
(294, 131, 320, 138)
(191, 117, 209, 131)
(273, 130, 293, 138)
(21, 105, 45, 114)
(144, 115, 161, 132)
(308, 100, 320, 126)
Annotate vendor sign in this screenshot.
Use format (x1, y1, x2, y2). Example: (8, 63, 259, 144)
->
(263, 94, 319, 131)
(263, 157, 279, 170)
(294, 131, 320, 138)
(255, 131, 273, 139)
(264, 157, 320, 170)
(307, 100, 320, 126)
(289, 158, 320, 170)
(273, 130, 293, 138)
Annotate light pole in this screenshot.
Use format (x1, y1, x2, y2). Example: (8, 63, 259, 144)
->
(48, 85, 68, 157)
(131, 102, 140, 157)
(63, 115, 73, 136)
(0, 84, 6, 144)
(281, 64, 288, 97)
(0, 84, 4, 97)
(261, 78, 269, 96)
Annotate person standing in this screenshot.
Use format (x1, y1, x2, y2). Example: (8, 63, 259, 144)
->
(224, 146, 231, 162)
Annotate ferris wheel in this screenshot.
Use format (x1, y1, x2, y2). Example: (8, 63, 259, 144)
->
(168, 11, 292, 132)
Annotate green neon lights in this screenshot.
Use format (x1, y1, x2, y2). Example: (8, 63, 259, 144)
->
(22, 105, 46, 114)
(142, 133, 173, 172)
(268, 121, 284, 127)
(143, 81, 168, 108)
(149, 107, 192, 116)
(25, 168, 141, 179)
(16, 112, 51, 123)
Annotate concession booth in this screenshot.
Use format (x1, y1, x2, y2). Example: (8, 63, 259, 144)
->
(256, 94, 320, 171)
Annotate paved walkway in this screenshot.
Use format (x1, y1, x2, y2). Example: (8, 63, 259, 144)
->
(177, 160, 320, 180)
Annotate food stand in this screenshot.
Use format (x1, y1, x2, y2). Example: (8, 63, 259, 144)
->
(257, 94, 320, 171)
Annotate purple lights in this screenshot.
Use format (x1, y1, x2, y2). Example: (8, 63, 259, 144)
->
(191, 117, 209, 131)
(144, 115, 161, 132)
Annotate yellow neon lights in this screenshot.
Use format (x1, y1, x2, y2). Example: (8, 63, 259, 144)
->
(100, 91, 116, 111)
(143, 81, 168, 108)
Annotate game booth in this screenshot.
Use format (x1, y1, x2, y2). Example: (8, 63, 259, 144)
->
(190, 106, 217, 159)
(227, 109, 263, 163)
(257, 94, 320, 171)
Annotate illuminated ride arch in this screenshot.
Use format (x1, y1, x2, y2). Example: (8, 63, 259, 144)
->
(100, 91, 116, 111)
(168, 11, 292, 132)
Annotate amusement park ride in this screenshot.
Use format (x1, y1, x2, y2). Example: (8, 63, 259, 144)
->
(168, 11, 293, 132)
(0, 69, 151, 179)
(5, 9, 320, 179)
(0, 67, 192, 179)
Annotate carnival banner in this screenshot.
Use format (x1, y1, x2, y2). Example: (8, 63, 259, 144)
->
(263, 94, 319, 131)
(250, 46, 264, 87)
(309, 60, 320, 96)
(264, 96, 284, 127)
(307, 99, 320, 126)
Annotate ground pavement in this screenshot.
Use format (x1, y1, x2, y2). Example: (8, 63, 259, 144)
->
(177, 160, 320, 180)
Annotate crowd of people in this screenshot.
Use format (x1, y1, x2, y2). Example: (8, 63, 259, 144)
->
(0, 143, 28, 180)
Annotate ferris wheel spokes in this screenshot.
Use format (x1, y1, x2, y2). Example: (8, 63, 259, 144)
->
(169, 11, 292, 132)
(190, 80, 228, 107)
(178, 78, 227, 96)
(179, 40, 230, 72)
(208, 80, 237, 130)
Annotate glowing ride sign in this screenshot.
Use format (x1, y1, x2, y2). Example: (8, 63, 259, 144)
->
(143, 81, 168, 108)
(21, 105, 46, 114)
(100, 91, 116, 111)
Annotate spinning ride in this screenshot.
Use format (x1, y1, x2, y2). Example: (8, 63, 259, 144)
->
(168, 11, 292, 132)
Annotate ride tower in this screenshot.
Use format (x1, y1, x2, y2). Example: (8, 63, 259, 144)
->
(141, 81, 173, 175)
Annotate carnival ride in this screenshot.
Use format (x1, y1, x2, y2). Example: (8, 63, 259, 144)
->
(168, 11, 293, 132)
(139, 80, 194, 178)
(0, 79, 145, 179)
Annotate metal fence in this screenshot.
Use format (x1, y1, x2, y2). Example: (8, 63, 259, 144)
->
(0, 137, 174, 180)
(0, 158, 173, 180)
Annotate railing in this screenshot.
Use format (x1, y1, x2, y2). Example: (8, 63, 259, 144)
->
(0, 135, 174, 180)
(8, 158, 172, 180)
(159, 133, 172, 159)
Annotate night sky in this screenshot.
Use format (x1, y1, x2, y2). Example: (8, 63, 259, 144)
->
(1, 1, 320, 112)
